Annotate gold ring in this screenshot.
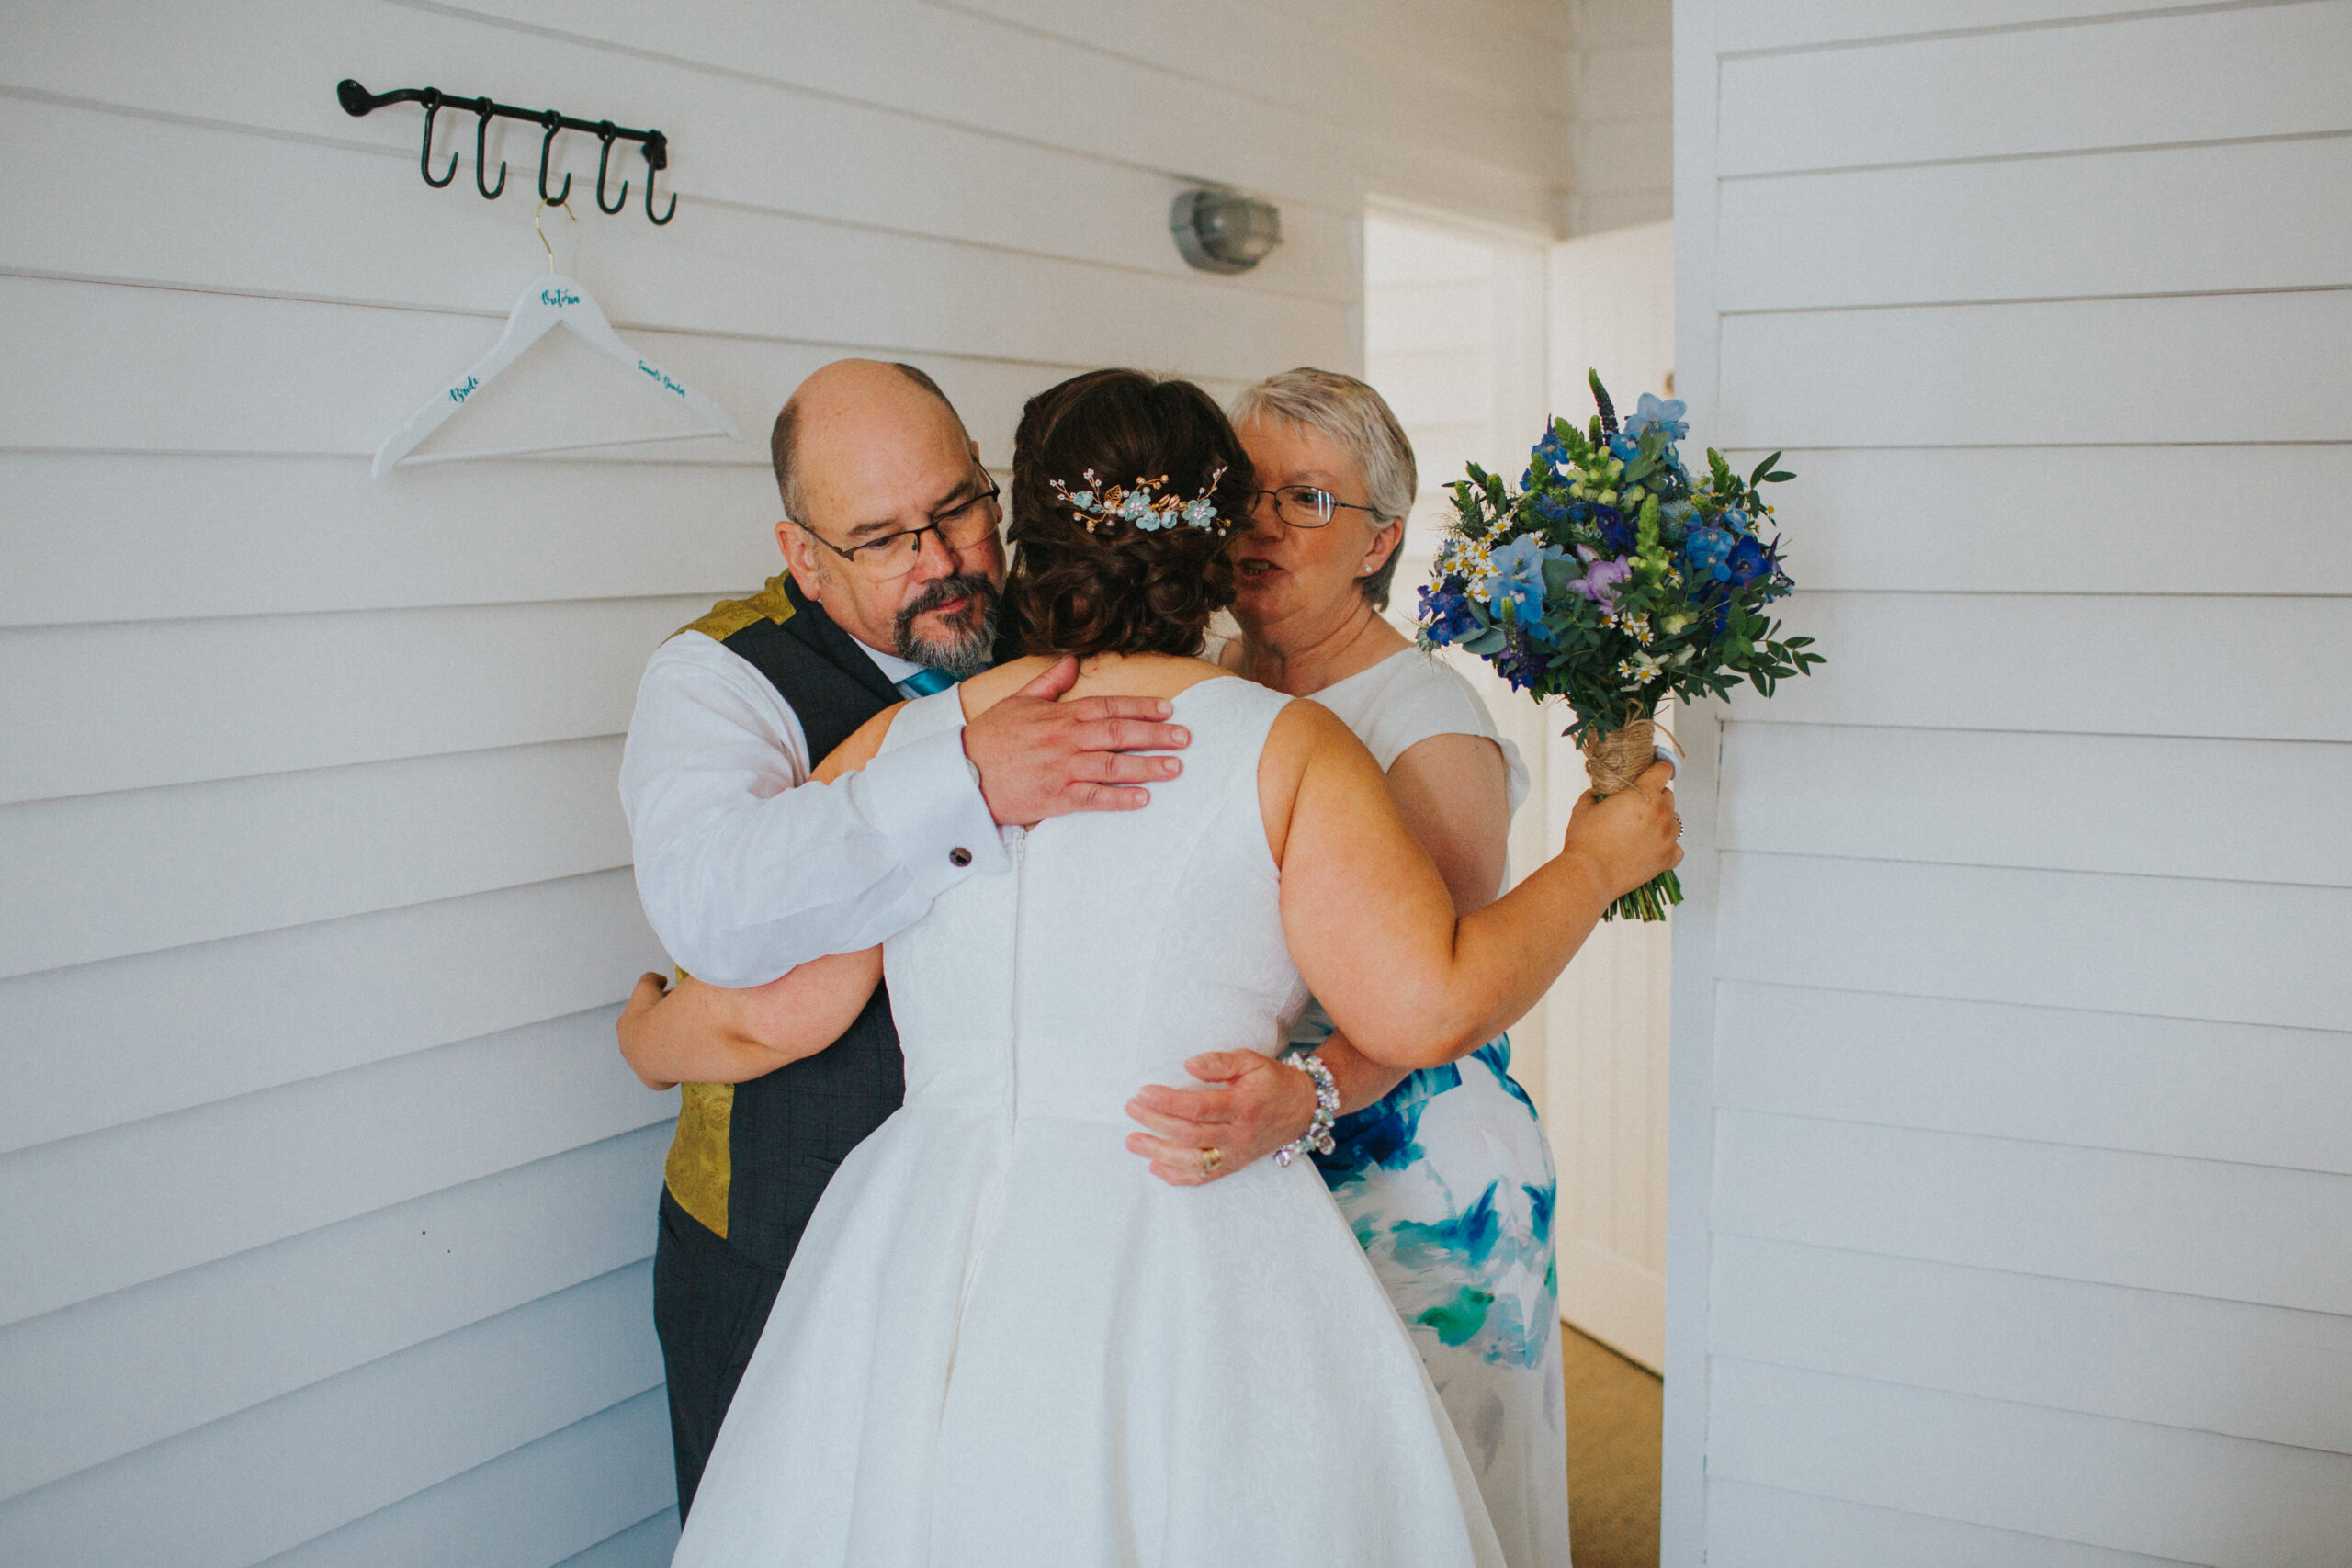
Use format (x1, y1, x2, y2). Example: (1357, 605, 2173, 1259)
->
(1199, 1146, 1224, 1176)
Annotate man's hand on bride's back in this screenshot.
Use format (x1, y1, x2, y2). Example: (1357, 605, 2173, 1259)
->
(1560, 758, 1683, 897)
(963, 655, 1193, 826)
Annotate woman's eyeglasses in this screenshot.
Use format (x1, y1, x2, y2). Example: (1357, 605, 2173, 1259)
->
(1251, 485, 1387, 529)
(799, 480, 1002, 580)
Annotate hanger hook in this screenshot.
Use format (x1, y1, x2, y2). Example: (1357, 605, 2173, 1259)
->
(537, 110, 571, 205)
(642, 130, 677, 226)
(417, 89, 458, 188)
(474, 100, 507, 199)
(535, 196, 576, 273)
(594, 123, 629, 215)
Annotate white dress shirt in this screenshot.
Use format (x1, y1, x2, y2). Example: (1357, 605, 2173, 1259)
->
(619, 628, 1007, 988)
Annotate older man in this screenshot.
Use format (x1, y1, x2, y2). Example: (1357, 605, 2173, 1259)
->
(618, 359, 1189, 1516)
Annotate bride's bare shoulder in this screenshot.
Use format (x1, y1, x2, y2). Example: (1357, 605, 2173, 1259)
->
(959, 653, 1228, 717)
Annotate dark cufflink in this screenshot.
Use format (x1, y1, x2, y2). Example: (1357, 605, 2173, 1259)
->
(949, 847, 973, 867)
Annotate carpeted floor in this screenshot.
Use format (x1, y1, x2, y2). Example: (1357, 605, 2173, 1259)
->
(1562, 1325, 1662, 1567)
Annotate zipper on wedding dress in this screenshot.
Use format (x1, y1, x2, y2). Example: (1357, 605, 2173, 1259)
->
(941, 826, 1023, 1391)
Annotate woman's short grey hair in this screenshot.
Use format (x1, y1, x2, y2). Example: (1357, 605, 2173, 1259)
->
(1229, 367, 1417, 611)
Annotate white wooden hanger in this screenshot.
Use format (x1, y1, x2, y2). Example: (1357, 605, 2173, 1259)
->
(373, 200, 741, 477)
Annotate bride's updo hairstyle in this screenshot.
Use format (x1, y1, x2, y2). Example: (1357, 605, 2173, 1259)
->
(1005, 368, 1254, 659)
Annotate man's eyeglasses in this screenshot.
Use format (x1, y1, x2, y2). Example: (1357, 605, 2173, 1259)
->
(1251, 485, 1389, 529)
(798, 480, 1002, 580)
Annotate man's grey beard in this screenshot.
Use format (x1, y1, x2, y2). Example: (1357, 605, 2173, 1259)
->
(895, 573, 1000, 677)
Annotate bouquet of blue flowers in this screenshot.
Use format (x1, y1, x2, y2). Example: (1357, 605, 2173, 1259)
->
(1417, 372, 1823, 920)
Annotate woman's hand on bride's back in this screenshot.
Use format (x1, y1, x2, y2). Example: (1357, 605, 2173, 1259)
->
(1561, 759, 1682, 898)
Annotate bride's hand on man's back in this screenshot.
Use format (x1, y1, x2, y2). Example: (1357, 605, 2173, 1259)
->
(1561, 759, 1682, 897)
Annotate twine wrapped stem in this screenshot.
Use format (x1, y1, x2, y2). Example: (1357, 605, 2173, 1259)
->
(1578, 705, 1683, 921)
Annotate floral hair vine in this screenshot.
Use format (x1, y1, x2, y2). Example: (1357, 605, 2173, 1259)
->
(1049, 467, 1227, 534)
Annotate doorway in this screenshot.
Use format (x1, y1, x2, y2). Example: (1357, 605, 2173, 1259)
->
(1361, 206, 1677, 1373)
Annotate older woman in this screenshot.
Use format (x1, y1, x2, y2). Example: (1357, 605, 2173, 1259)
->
(1121, 368, 1572, 1568)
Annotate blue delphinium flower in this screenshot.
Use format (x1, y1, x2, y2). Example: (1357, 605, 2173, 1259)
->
(1493, 637, 1549, 691)
(1596, 512, 1636, 555)
(1531, 491, 1571, 527)
(1481, 535, 1565, 629)
(1533, 426, 1571, 473)
(1418, 578, 1478, 646)
(1607, 434, 1639, 463)
(1623, 392, 1689, 442)
(1718, 508, 1752, 536)
(1684, 525, 1734, 582)
(1726, 535, 1770, 588)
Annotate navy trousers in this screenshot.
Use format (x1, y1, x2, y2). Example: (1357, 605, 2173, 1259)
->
(652, 1189, 787, 1520)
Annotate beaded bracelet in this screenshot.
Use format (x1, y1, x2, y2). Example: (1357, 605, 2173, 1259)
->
(1273, 1050, 1340, 1168)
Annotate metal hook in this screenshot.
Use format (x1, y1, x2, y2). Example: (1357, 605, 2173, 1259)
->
(536, 196, 576, 274)
(474, 100, 506, 199)
(417, 89, 458, 187)
(593, 124, 629, 215)
(642, 130, 676, 226)
(537, 110, 571, 204)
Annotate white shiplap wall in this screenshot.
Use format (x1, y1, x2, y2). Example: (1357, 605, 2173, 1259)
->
(1667, 3, 2352, 1564)
(1564, 0, 1672, 235)
(0, 2, 1576, 1563)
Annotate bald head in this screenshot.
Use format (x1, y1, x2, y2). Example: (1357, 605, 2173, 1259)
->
(771, 359, 964, 526)
(768, 357, 1005, 668)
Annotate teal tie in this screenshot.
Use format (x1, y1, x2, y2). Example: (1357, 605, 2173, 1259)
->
(899, 668, 960, 698)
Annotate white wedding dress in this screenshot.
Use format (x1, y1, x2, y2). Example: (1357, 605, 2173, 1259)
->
(670, 675, 1506, 1567)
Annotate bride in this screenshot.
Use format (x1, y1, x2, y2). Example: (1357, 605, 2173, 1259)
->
(643, 368, 1679, 1566)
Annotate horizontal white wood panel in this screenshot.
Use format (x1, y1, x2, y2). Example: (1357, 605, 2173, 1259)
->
(0, 870, 663, 1156)
(0, 1007, 675, 1326)
(1707, 1478, 2203, 1568)
(1736, 444, 2352, 594)
(1714, 982, 2352, 1175)
(1716, 592, 2352, 742)
(1712, 1235, 2352, 1453)
(0, 99, 1352, 387)
(1709, 1358, 2352, 1566)
(1713, 1110, 2352, 1314)
(0, 0, 1359, 294)
(440, 0, 1555, 226)
(0, 1263, 662, 1568)
(1717, 290, 2352, 448)
(1717, 3, 2352, 175)
(1722, 135, 2352, 310)
(0, 1125, 665, 1500)
(549, 1509, 679, 1568)
(0, 274, 1244, 467)
(1714, 0, 2223, 54)
(0, 737, 630, 979)
(0, 452, 780, 626)
(1717, 724, 2352, 887)
(0, 595, 701, 805)
(1714, 853, 2352, 1032)
(898, 0, 1564, 157)
(258, 1388, 673, 1568)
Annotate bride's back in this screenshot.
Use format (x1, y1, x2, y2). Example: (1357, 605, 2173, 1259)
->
(877, 670, 1306, 1122)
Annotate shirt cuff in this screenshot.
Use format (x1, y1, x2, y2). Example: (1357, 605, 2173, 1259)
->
(856, 725, 1011, 891)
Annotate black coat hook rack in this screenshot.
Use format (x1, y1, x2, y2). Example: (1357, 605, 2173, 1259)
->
(336, 78, 677, 225)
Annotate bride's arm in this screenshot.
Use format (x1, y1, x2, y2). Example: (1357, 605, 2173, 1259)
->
(613, 705, 907, 1091)
(1265, 702, 1679, 1069)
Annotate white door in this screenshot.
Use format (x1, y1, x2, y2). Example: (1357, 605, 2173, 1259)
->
(1362, 209, 1678, 1371)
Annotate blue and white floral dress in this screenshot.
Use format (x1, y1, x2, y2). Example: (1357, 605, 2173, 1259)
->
(1295, 649, 1569, 1568)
